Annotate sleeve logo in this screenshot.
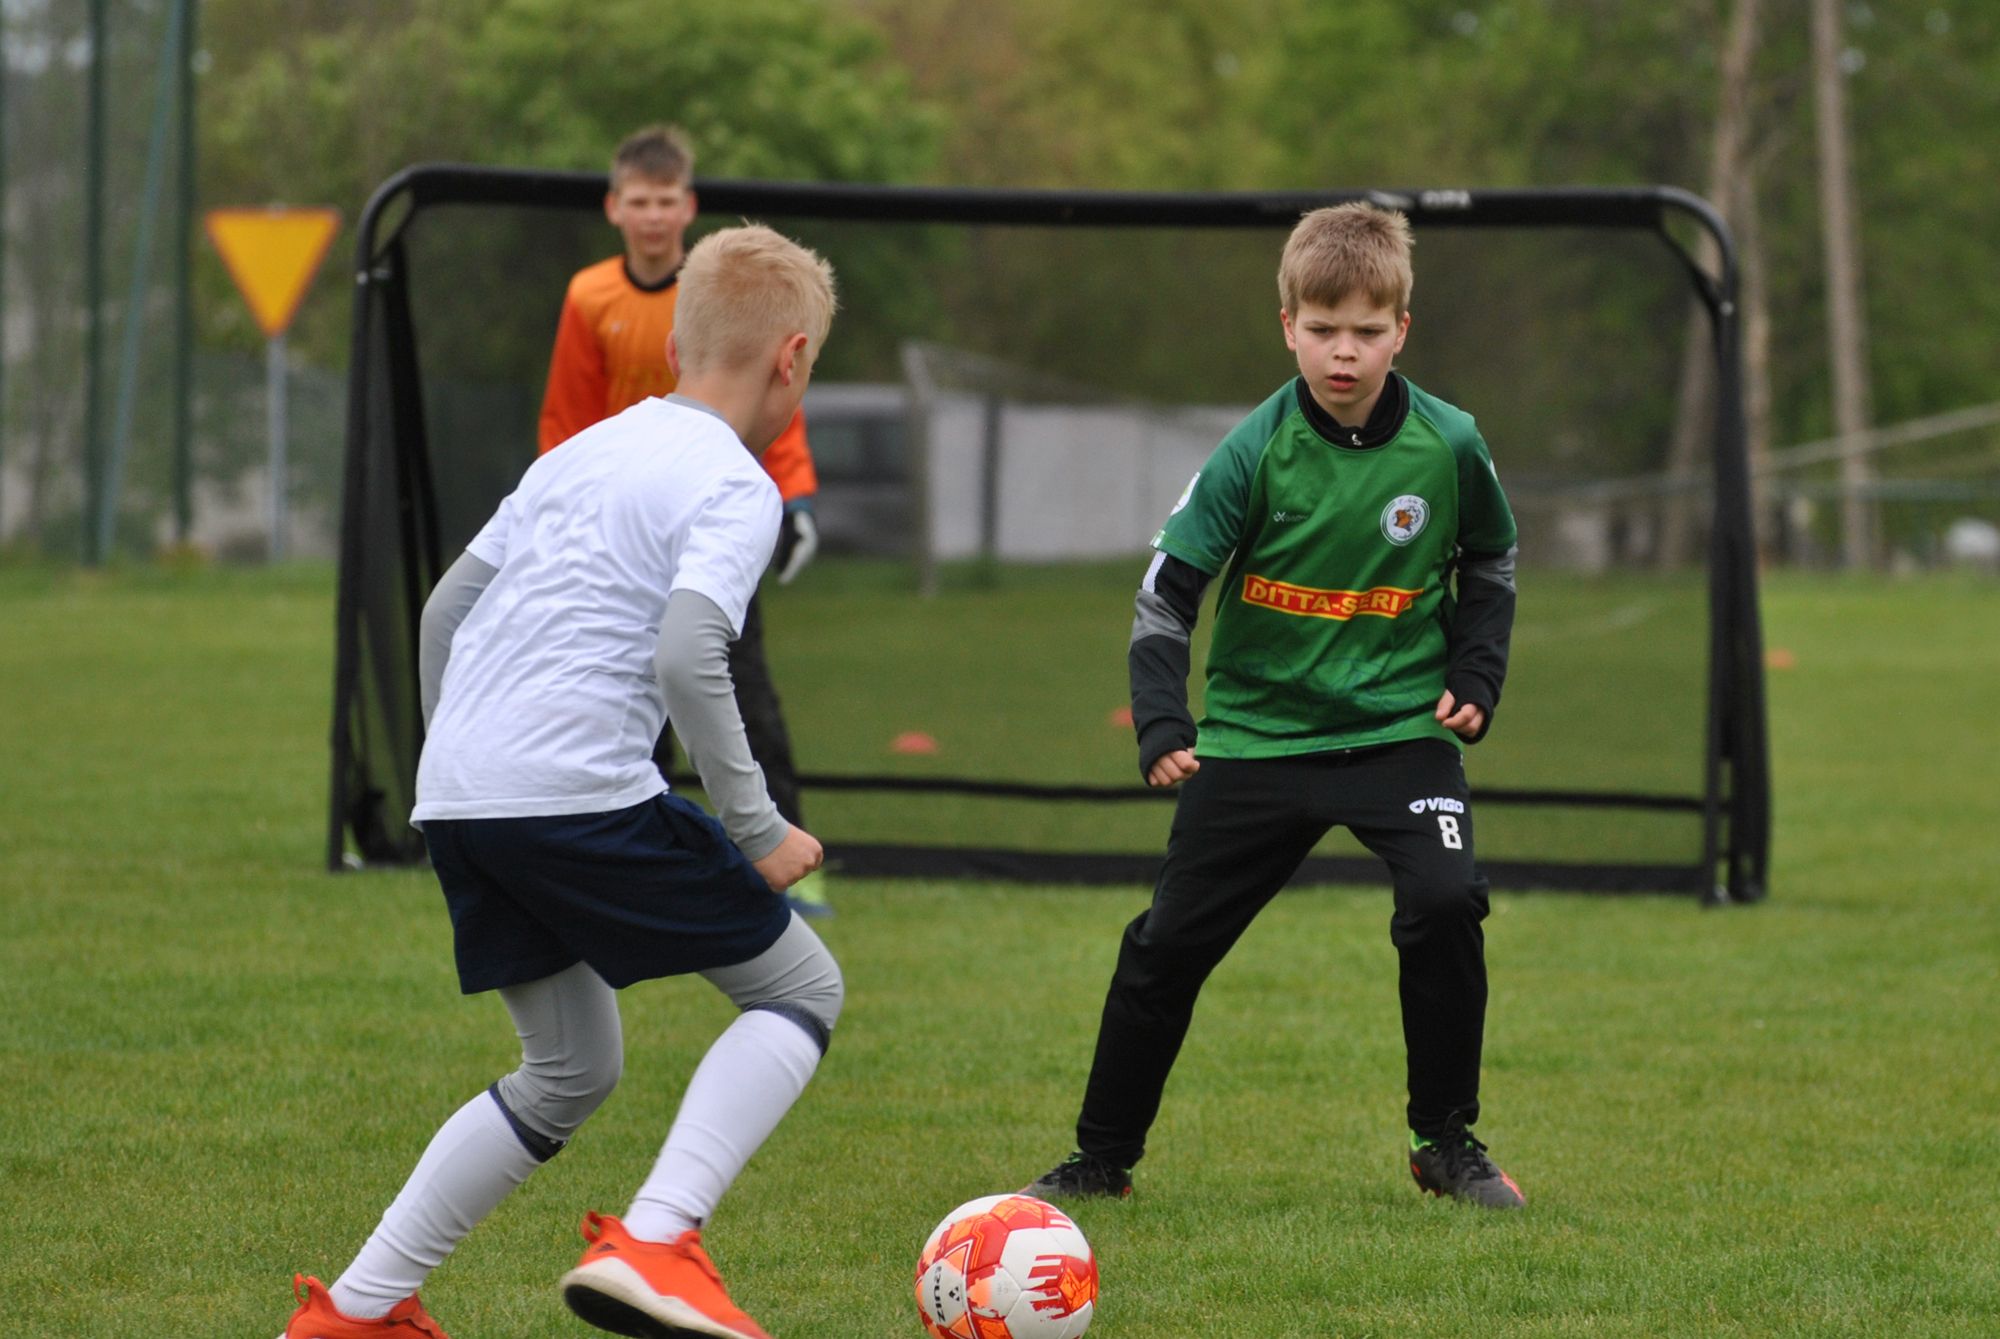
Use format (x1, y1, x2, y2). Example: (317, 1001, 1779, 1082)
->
(1169, 471, 1201, 516)
(1380, 494, 1430, 546)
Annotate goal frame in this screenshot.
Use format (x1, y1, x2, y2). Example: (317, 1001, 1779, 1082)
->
(327, 165, 1769, 903)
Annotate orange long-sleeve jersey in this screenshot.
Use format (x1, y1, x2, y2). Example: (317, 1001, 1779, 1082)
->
(536, 255, 817, 502)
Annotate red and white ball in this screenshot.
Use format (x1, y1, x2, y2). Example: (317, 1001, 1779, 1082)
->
(913, 1194, 1098, 1339)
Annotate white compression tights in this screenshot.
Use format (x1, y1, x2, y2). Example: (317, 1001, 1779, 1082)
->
(327, 916, 840, 1318)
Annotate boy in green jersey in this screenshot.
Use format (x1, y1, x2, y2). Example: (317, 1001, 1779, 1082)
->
(1027, 204, 1524, 1209)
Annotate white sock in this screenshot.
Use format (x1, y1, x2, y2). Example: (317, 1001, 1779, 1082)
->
(623, 1009, 822, 1242)
(330, 1090, 542, 1317)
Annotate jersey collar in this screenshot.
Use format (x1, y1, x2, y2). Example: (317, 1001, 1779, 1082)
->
(622, 259, 682, 294)
(1293, 371, 1408, 450)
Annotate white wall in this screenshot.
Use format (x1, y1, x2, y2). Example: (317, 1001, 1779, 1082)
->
(923, 393, 1244, 560)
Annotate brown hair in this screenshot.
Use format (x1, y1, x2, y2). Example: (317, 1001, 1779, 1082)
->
(1278, 203, 1414, 316)
(673, 224, 837, 375)
(611, 125, 695, 188)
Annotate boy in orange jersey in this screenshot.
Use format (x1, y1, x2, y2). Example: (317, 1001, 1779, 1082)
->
(540, 125, 830, 916)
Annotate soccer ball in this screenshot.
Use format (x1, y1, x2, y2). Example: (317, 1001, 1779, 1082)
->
(913, 1194, 1097, 1339)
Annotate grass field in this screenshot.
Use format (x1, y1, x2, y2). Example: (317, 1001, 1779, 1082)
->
(2, 560, 1997, 1338)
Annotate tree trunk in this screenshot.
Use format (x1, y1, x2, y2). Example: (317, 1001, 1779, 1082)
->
(1812, 0, 1878, 568)
(1737, 143, 1775, 564)
(1658, 0, 1761, 569)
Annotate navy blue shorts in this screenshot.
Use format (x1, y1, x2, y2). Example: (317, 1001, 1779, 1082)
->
(423, 793, 791, 994)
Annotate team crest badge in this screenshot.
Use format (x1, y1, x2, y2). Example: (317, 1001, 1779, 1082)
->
(1380, 494, 1429, 546)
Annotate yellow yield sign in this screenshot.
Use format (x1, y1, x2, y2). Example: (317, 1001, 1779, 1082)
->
(204, 206, 342, 337)
(204, 206, 341, 559)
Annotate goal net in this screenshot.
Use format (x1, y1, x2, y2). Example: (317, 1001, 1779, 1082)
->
(329, 169, 1767, 901)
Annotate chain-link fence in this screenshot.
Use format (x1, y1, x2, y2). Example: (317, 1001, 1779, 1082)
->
(4, 0, 187, 558)
(2, 1, 346, 561)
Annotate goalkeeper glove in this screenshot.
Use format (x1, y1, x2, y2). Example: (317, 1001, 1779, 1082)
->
(774, 504, 819, 584)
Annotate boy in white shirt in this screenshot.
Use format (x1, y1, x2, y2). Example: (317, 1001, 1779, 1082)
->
(282, 225, 839, 1339)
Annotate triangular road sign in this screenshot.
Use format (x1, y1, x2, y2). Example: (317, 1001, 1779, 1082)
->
(205, 207, 342, 337)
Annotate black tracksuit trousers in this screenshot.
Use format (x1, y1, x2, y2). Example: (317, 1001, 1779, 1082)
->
(1075, 738, 1490, 1167)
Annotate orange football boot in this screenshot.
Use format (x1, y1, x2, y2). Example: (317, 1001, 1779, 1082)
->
(280, 1274, 451, 1339)
(560, 1211, 773, 1339)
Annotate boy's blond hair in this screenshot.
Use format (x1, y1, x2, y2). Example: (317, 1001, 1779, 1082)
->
(674, 225, 838, 376)
(1278, 203, 1414, 317)
(612, 124, 695, 188)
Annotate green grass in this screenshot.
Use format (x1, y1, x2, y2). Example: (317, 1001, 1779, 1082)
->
(2, 561, 1997, 1337)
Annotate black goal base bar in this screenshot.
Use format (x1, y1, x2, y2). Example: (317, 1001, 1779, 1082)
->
(680, 772, 1715, 895)
(824, 843, 1707, 896)
(787, 772, 1707, 812)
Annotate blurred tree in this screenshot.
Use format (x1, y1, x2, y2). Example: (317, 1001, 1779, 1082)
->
(457, 0, 940, 183)
(199, 0, 943, 371)
(3, 1, 93, 548)
(943, 0, 1282, 190)
(1840, 3, 2000, 426)
(860, 0, 1998, 548)
(178, 0, 2000, 556)
(453, 0, 947, 381)
(1659, 0, 1768, 570)
(856, 0, 1721, 456)
(2, 0, 193, 553)
(200, 0, 487, 363)
(1813, 0, 1877, 568)
(1744, 2, 2000, 559)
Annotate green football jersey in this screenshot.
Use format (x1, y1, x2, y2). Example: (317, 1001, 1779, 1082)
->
(1152, 375, 1516, 757)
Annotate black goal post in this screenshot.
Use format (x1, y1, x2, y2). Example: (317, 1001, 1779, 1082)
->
(327, 165, 1769, 903)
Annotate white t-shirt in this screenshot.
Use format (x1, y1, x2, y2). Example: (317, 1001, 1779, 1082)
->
(412, 396, 780, 823)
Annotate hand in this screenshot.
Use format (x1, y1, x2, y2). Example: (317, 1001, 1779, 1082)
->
(753, 823, 824, 893)
(1146, 748, 1201, 788)
(1435, 689, 1487, 740)
(774, 508, 818, 585)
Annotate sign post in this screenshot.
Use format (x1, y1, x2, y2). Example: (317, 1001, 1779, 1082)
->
(204, 206, 340, 559)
